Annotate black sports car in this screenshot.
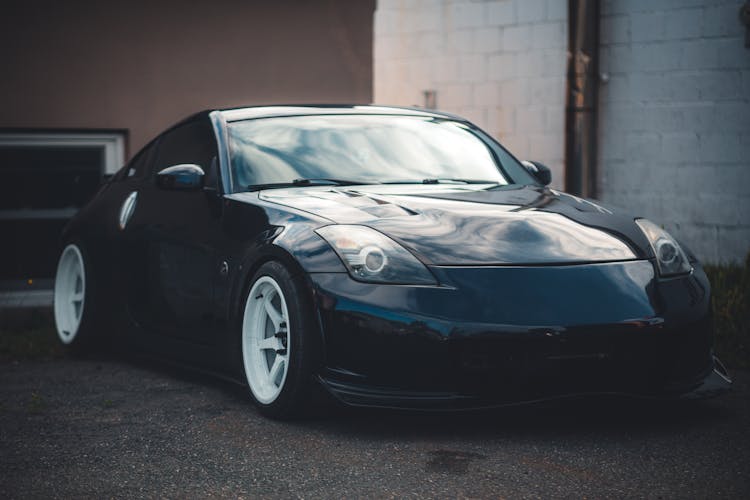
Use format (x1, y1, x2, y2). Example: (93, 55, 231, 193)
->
(53, 105, 731, 418)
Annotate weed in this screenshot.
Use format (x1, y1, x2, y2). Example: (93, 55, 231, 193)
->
(705, 252, 750, 370)
(0, 309, 62, 361)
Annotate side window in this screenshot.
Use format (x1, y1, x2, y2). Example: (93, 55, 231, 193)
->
(118, 140, 158, 180)
(151, 119, 218, 179)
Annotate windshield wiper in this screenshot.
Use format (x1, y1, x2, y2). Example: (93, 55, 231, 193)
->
(246, 178, 377, 191)
(422, 178, 501, 185)
(382, 178, 502, 185)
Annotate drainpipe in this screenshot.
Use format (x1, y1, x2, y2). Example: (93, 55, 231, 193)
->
(565, 0, 600, 198)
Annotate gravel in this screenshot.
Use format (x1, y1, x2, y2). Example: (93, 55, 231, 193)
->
(1, 356, 748, 498)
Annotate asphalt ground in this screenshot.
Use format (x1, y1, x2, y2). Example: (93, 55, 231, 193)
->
(1, 354, 748, 499)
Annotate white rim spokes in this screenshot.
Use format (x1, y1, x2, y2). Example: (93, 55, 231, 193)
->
(71, 275, 84, 315)
(54, 244, 86, 344)
(242, 276, 291, 404)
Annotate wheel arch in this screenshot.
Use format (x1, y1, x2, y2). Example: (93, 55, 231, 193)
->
(229, 243, 328, 370)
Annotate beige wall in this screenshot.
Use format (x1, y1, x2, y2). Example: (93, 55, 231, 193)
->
(0, 0, 375, 159)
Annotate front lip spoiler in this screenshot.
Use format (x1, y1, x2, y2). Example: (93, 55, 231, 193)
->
(317, 356, 732, 411)
(678, 355, 732, 400)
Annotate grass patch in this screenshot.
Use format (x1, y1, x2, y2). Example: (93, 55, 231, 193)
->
(0, 308, 63, 361)
(705, 252, 750, 370)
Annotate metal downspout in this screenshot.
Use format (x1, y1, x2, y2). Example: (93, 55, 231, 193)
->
(565, 0, 600, 198)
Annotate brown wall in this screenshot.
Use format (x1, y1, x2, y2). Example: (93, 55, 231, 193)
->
(0, 0, 375, 158)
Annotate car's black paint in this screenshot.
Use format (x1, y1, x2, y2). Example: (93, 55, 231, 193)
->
(61, 105, 729, 410)
(256, 185, 644, 265)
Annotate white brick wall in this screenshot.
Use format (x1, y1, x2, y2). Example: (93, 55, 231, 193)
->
(374, 0, 568, 189)
(375, 0, 749, 263)
(598, 0, 750, 263)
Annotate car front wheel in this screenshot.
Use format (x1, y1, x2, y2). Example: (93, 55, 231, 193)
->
(240, 261, 322, 419)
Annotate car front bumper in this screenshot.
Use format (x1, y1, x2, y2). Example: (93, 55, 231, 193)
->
(316, 355, 731, 410)
(308, 260, 731, 410)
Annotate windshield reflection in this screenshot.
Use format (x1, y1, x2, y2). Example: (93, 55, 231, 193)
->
(228, 115, 518, 190)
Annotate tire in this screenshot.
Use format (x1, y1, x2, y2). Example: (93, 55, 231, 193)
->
(240, 260, 322, 419)
(53, 242, 101, 351)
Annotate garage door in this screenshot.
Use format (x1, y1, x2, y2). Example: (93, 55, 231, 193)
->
(0, 132, 125, 282)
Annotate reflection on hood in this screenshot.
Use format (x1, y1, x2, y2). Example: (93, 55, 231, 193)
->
(258, 184, 647, 266)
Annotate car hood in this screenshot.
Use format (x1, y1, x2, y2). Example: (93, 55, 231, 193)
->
(258, 184, 651, 265)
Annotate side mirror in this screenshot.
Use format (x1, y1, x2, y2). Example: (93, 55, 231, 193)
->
(522, 160, 552, 186)
(156, 164, 204, 191)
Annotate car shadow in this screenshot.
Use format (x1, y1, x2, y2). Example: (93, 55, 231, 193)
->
(311, 396, 734, 441)
(98, 348, 740, 441)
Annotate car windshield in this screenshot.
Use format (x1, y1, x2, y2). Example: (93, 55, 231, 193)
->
(227, 114, 536, 191)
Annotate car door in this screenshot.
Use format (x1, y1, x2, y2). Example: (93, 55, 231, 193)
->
(107, 138, 154, 287)
(123, 118, 222, 345)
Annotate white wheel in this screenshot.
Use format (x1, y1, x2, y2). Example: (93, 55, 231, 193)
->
(242, 275, 291, 404)
(54, 244, 86, 345)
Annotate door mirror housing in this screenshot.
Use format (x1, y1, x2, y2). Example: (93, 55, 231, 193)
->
(522, 160, 552, 186)
(156, 164, 205, 191)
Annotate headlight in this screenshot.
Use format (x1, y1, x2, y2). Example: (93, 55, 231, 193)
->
(315, 225, 437, 285)
(635, 219, 692, 276)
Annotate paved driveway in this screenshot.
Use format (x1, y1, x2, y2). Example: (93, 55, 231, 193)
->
(1, 357, 748, 498)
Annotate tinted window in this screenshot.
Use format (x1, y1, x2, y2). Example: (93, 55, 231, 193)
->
(119, 140, 157, 180)
(153, 119, 218, 178)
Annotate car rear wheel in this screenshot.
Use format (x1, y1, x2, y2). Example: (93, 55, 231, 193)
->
(241, 261, 321, 418)
(54, 243, 99, 349)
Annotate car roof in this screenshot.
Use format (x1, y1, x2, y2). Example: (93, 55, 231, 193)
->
(213, 104, 466, 123)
